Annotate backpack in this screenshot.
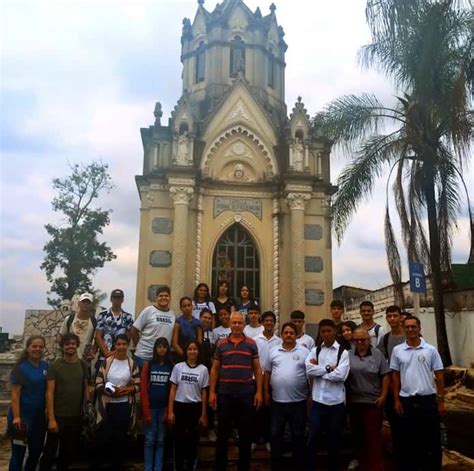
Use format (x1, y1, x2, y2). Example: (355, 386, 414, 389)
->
(66, 314, 97, 333)
(315, 343, 346, 367)
(382, 332, 390, 359)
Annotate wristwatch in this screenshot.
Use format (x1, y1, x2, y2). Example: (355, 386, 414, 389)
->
(325, 365, 332, 373)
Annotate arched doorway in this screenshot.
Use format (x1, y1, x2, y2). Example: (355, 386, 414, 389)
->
(211, 224, 260, 301)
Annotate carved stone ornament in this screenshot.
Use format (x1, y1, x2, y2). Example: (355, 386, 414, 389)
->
(286, 192, 311, 211)
(228, 101, 251, 123)
(170, 186, 194, 205)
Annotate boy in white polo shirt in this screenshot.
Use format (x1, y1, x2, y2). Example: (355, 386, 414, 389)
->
(390, 316, 445, 471)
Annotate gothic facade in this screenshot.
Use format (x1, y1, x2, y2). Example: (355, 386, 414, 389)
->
(135, 0, 334, 328)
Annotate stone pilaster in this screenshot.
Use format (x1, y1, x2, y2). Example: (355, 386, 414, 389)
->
(286, 191, 311, 310)
(169, 181, 194, 307)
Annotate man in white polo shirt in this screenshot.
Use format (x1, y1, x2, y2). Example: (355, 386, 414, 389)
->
(306, 319, 350, 471)
(264, 321, 308, 471)
(390, 316, 445, 471)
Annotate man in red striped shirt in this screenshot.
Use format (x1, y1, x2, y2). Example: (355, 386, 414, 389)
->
(210, 311, 263, 471)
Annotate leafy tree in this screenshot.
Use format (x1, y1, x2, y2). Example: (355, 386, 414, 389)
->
(41, 162, 116, 307)
(315, 0, 473, 365)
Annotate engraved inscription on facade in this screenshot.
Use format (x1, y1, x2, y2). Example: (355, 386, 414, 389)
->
(149, 250, 172, 267)
(152, 217, 173, 234)
(213, 197, 262, 219)
(304, 224, 323, 240)
(148, 285, 166, 302)
(304, 256, 323, 272)
(305, 289, 324, 306)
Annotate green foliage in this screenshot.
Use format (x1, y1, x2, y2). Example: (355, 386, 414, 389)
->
(41, 162, 116, 307)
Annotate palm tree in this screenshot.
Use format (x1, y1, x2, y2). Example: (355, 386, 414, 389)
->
(315, 0, 473, 366)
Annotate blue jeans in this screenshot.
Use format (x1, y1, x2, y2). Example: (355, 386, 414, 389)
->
(134, 354, 147, 370)
(307, 401, 346, 471)
(270, 400, 307, 471)
(8, 408, 46, 471)
(144, 407, 167, 471)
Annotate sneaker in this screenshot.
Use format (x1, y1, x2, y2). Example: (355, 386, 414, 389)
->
(348, 459, 359, 470)
(208, 430, 217, 442)
(265, 442, 271, 453)
(251, 443, 257, 452)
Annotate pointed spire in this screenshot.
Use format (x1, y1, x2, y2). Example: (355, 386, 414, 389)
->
(269, 3, 276, 13)
(197, 0, 204, 5)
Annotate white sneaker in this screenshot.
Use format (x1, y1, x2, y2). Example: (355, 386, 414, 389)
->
(251, 442, 257, 452)
(265, 442, 271, 453)
(208, 430, 217, 442)
(348, 459, 359, 470)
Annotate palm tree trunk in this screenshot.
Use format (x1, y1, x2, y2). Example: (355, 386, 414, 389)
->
(424, 165, 453, 366)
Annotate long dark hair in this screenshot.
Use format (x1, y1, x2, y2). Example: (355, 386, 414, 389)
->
(151, 337, 172, 366)
(12, 335, 46, 383)
(193, 283, 211, 303)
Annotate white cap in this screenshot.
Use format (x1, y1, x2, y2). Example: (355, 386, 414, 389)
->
(79, 292, 94, 302)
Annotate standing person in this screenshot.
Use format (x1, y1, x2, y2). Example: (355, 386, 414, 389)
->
(264, 322, 309, 471)
(236, 284, 258, 323)
(341, 320, 357, 348)
(213, 280, 236, 326)
(94, 334, 140, 470)
(254, 311, 281, 451)
(330, 300, 345, 338)
(378, 305, 406, 468)
(95, 289, 134, 376)
(243, 305, 264, 339)
(172, 296, 203, 361)
(141, 338, 173, 471)
(390, 316, 445, 471)
(58, 292, 97, 362)
(290, 310, 315, 351)
(211, 308, 232, 343)
(192, 283, 216, 321)
(359, 301, 385, 348)
(8, 336, 48, 471)
(167, 341, 209, 471)
(346, 328, 390, 471)
(40, 334, 89, 471)
(209, 312, 263, 471)
(306, 319, 350, 471)
(131, 286, 176, 369)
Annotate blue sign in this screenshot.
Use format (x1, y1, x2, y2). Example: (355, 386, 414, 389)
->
(409, 261, 426, 293)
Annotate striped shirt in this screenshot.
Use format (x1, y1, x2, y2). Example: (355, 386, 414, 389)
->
(215, 335, 258, 394)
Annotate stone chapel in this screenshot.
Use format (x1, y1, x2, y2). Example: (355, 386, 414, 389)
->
(135, 0, 335, 328)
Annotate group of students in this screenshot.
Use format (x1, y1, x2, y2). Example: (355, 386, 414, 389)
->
(7, 281, 446, 471)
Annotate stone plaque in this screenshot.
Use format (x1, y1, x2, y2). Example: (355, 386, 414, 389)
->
(304, 256, 323, 272)
(213, 197, 262, 220)
(148, 285, 166, 302)
(149, 250, 171, 267)
(152, 217, 173, 234)
(305, 289, 324, 306)
(304, 224, 323, 240)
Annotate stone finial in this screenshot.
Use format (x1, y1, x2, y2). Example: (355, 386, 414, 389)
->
(269, 3, 276, 13)
(255, 6, 262, 18)
(182, 17, 192, 35)
(197, 0, 204, 5)
(154, 102, 163, 126)
(297, 96, 302, 103)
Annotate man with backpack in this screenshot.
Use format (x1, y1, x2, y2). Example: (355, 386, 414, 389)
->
(58, 293, 97, 362)
(359, 301, 385, 348)
(39, 333, 90, 471)
(306, 319, 350, 471)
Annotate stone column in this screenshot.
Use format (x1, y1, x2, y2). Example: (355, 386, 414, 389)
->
(169, 184, 194, 307)
(287, 192, 311, 310)
(272, 197, 280, 329)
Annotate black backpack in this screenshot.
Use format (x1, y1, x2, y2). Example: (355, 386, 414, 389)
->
(66, 313, 97, 333)
(315, 343, 346, 367)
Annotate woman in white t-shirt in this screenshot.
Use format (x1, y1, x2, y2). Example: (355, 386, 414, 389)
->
(192, 283, 216, 320)
(93, 334, 140, 469)
(167, 341, 208, 471)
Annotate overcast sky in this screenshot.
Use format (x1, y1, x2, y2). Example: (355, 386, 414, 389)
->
(1, 0, 471, 334)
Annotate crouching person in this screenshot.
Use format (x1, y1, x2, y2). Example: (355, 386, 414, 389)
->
(40, 334, 89, 471)
(92, 334, 140, 470)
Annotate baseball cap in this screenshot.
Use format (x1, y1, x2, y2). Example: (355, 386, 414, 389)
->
(79, 293, 94, 303)
(111, 289, 124, 297)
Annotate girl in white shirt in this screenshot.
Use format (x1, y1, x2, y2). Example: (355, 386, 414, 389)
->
(167, 341, 208, 471)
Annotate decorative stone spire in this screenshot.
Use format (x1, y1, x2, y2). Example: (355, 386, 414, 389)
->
(153, 102, 163, 127)
(197, 0, 204, 5)
(269, 3, 276, 13)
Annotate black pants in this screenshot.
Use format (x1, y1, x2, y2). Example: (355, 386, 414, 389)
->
(399, 395, 441, 471)
(215, 392, 255, 471)
(173, 401, 202, 471)
(91, 402, 131, 469)
(39, 416, 82, 471)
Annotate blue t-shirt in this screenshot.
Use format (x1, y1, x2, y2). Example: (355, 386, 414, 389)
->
(10, 360, 48, 417)
(148, 362, 172, 409)
(176, 316, 201, 348)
